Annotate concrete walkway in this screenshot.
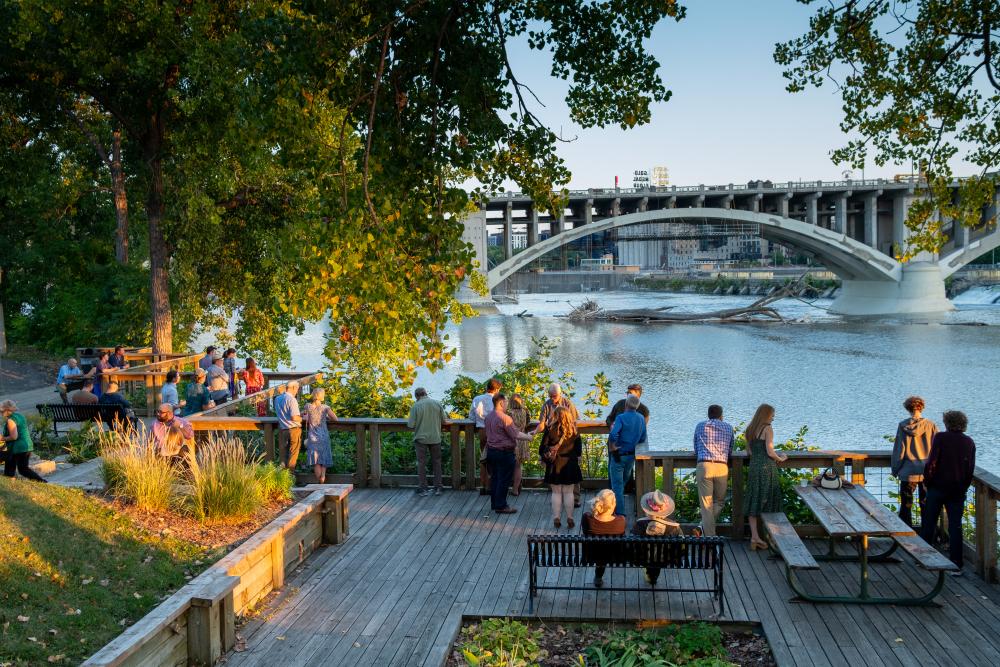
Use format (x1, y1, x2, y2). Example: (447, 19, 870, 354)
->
(0, 385, 62, 416)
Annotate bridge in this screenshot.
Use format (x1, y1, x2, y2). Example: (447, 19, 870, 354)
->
(476, 178, 1000, 315)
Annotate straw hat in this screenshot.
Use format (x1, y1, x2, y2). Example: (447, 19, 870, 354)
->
(639, 490, 675, 518)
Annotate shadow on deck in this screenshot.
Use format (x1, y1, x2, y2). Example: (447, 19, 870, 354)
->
(226, 489, 1000, 667)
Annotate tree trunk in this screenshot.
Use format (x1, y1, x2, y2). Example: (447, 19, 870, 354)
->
(146, 153, 173, 354)
(111, 128, 129, 265)
(0, 269, 7, 356)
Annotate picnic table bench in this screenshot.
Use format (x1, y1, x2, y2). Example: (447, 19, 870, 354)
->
(763, 484, 957, 606)
(35, 403, 130, 436)
(527, 534, 726, 614)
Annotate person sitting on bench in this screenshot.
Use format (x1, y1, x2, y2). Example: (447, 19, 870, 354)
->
(632, 490, 684, 585)
(70, 379, 98, 405)
(581, 489, 625, 588)
(56, 358, 85, 404)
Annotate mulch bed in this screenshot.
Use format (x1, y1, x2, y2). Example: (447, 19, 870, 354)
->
(93, 493, 295, 551)
(447, 621, 776, 666)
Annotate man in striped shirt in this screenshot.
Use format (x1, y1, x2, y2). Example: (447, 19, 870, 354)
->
(693, 405, 734, 536)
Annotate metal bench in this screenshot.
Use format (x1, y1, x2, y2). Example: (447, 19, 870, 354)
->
(35, 404, 129, 436)
(527, 534, 726, 614)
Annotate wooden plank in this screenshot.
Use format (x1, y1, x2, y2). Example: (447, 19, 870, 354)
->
(464, 425, 477, 490)
(450, 425, 461, 489)
(795, 486, 855, 536)
(761, 513, 819, 569)
(731, 457, 745, 539)
(843, 486, 916, 536)
(369, 424, 382, 488)
(893, 535, 959, 571)
(975, 480, 998, 582)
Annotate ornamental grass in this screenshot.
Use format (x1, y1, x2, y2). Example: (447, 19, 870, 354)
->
(99, 428, 178, 513)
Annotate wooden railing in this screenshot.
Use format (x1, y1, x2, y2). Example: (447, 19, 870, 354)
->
(104, 353, 205, 417)
(637, 446, 1000, 583)
(194, 372, 323, 418)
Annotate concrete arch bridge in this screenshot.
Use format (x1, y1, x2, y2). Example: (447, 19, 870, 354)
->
(481, 181, 1000, 315)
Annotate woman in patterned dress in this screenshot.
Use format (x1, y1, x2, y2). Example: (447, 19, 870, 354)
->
(302, 388, 338, 484)
(744, 403, 787, 550)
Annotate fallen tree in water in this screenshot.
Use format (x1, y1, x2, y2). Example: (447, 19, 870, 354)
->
(567, 277, 806, 324)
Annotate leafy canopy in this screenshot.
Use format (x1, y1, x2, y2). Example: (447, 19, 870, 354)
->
(775, 0, 1000, 259)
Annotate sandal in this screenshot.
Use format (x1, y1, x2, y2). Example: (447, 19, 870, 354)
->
(750, 539, 769, 551)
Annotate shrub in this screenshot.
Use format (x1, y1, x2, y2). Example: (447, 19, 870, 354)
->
(64, 421, 102, 463)
(100, 429, 178, 513)
(255, 462, 294, 502)
(584, 624, 733, 666)
(459, 618, 546, 667)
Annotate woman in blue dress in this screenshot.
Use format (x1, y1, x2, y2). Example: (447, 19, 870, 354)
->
(303, 388, 338, 483)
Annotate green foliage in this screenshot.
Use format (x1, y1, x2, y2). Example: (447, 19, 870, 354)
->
(63, 421, 102, 463)
(584, 623, 734, 666)
(775, 0, 1000, 258)
(459, 618, 546, 667)
(0, 479, 215, 665)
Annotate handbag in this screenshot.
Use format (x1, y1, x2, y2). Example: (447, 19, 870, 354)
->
(819, 467, 843, 490)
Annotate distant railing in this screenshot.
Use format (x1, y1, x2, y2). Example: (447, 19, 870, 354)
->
(636, 447, 1000, 583)
(193, 372, 324, 418)
(103, 353, 205, 416)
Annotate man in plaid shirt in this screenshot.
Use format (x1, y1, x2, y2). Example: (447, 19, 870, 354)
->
(693, 405, 734, 536)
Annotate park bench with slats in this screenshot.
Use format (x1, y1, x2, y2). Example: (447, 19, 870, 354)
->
(35, 403, 129, 436)
(527, 534, 725, 615)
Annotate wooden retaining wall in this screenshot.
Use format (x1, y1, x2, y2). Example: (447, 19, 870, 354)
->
(83, 484, 351, 667)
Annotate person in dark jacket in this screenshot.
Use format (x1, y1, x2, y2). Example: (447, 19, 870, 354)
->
(920, 410, 976, 573)
(632, 490, 683, 585)
(891, 396, 938, 528)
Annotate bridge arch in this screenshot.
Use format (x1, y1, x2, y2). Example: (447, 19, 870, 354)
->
(487, 208, 901, 291)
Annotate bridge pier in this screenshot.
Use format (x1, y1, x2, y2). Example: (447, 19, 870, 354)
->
(830, 262, 954, 316)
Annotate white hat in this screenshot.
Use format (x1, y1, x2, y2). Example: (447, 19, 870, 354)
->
(639, 490, 675, 518)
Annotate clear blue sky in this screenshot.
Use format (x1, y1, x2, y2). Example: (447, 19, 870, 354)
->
(503, 1, 971, 190)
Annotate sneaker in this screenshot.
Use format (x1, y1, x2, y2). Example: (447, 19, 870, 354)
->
(433, 487, 443, 496)
(593, 575, 604, 588)
(496, 507, 518, 514)
(416, 488, 431, 497)
(948, 569, 965, 577)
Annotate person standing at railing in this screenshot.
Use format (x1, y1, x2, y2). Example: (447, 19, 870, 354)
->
(470, 378, 502, 495)
(274, 380, 303, 471)
(891, 396, 938, 529)
(207, 357, 231, 405)
(507, 394, 530, 495)
(921, 410, 976, 574)
(607, 394, 646, 516)
(223, 348, 239, 399)
(199, 346, 217, 372)
(693, 404, 734, 537)
(540, 405, 583, 528)
(303, 388, 338, 484)
(240, 358, 267, 417)
(484, 393, 536, 514)
(160, 370, 183, 410)
(108, 345, 128, 370)
(407, 387, 446, 496)
(606, 384, 649, 497)
(540, 383, 581, 507)
(745, 404, 787, 550)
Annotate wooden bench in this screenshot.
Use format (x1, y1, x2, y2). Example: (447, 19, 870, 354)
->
(894, 534, 959, 572)
(35, 403, 129, 436)
(762, 512, 820, 570)
(527, 535, 726, 615)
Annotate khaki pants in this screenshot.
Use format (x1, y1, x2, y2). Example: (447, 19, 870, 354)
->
(697, 461, 729, 536)
(279, 427, 303, 470)
(415, 440, 443, 490)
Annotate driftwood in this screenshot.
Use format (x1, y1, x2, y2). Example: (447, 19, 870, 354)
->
(567, 277, 807, 324)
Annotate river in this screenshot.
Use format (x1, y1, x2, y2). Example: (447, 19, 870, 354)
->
(272, 289, 1000, 473)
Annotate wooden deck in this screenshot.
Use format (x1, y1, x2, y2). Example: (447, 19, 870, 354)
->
(226, 489, 1000, 667)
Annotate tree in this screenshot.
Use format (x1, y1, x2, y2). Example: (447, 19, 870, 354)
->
(2, 0, 684, 387)
(775, 0, 1000, 259)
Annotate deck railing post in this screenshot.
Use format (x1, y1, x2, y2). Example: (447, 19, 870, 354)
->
(661, 457, 675, 497)
(974, 480, 998, 582)
(263, 423, 276, 462)
(731, 455, 745, 539)
(464, 425, 477, 490)
(450, 424, 461, 489)
(355, 424, 368, 488)
(369, 424, 382, 488)
(851, 456, 866, 486)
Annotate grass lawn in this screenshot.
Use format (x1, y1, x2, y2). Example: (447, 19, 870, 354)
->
(0, 478, 220, 665)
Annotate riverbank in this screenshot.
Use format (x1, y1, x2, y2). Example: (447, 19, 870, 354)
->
(630, 273, 841, 299)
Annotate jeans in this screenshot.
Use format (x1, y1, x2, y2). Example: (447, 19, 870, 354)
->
(415, 440, 443, 490)
(3, 451, 47, 482)
(609, 453, 635, 515)
(921, 487, 967, 568)
(898, 480, 926, 529)
(486, 448, 516, 511)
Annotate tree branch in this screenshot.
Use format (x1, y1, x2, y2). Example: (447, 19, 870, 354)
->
(63, 104, 111, 167)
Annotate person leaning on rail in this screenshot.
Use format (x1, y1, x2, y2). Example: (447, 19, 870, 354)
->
(407, 387, 446, 496)
(693, 404, 735, 537)
(891, 395, 938, 530)
(469, 377, 502, 495)
(606, 383, 649, 496)
(483, 393, 537, 514)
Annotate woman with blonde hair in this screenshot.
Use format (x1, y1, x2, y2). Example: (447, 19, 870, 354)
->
(744, 403, 787, 550)
(540, 405, 583, 528)
(302, 388, 338, 484)
(581, 489, 625, 587)
(507, 394, 530, 495)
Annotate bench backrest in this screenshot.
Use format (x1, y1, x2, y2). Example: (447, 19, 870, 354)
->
(36, 403, 127, 422)
(527, 535, 725, 570)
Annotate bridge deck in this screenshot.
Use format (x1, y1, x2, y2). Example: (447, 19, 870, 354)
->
(227, 489, 1000, 667)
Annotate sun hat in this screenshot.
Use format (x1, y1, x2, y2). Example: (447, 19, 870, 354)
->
(195, 367, 207, 378)
(639, 490, 675, 518)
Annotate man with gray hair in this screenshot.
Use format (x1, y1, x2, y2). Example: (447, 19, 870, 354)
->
(407, 387, 447, 496)
(539, 382, 582, 506)
(56, 357, 84, 404)
(274, 380, 302, 470)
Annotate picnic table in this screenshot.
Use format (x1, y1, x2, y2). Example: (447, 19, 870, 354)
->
(764, 483, 957, 606)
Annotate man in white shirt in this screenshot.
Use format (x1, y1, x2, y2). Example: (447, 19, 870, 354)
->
(206, 357, 230, 404)
(469, 377, 501, 495)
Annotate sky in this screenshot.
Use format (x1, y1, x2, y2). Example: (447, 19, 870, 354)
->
(502, 0, 972, 191)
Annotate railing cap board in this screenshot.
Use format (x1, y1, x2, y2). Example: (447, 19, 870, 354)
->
(636, 447, 893, 460)
(296, 483, 353, 499)
(974, 467, 1000, 496)
(194, 372, 323, 418)
(190, 574, 240, 607)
